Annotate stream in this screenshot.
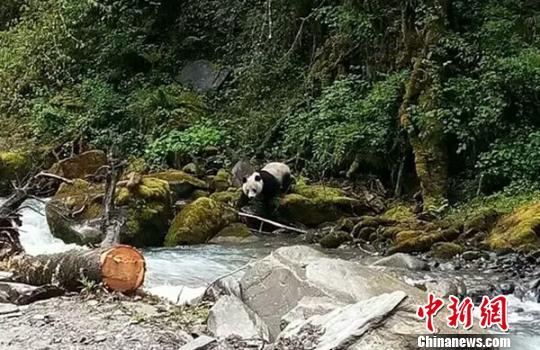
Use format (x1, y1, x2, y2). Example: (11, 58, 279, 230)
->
(11, 199, 540, 338)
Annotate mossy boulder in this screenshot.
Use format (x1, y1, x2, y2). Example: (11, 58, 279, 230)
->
(209, 223, 256, 244)
(165, 197, 238, 246)
(464, 209, 500, 234)
(210, 169, 231, 192)
(486, 203, 540, 251)
(150, 170, 207, 201)
(380, 202, 416, 222)
(48, 150, 107, 179)
(431, 242, 464, 259)
(210, 189, 242, 206)
(319, 231, 352, 249)
(0, 151, 32, 195)
(278, 184, 371, 226)
(388, 227, 461, 254)
(46, 177, 172, 247)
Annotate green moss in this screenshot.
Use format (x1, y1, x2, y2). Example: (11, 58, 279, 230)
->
(209, 189, 242, 205)
(211, 169, 231, 192)
(165, 197, 238, 246)
(47, 150, 107, 179)
(150, 170, 207, 200)
(116, 177, 171, 205)
(279, 184, 368, 226)
(389, 228, 460, 254)
(431, 242, 464, 259)
(191, 189, 210, 199)
(0, 151, 31, 195)
(380, 202, 416, 222)
(486, 202, 540, 251)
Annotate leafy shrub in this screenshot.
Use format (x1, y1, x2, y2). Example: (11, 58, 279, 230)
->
(146, 121, 230, 168)
(279, 72, 405, 174)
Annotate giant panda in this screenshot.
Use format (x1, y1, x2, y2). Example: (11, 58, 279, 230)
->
(238, 162, 292, 207)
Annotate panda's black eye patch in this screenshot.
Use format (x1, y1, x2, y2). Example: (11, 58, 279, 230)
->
(255, 175, 261, 182)
(242, 177, 247, 183)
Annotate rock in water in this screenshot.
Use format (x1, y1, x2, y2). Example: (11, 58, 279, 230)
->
(277, 291, 407, 350)
(371, 253, 428, 271)
(207, 295, 270, 341)
(165, 197, 238, 245)
(178, 335, 216, 350)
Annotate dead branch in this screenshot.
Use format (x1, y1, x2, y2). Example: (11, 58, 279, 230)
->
(35, 172, 74, 184)
(237, 211, 308, 234)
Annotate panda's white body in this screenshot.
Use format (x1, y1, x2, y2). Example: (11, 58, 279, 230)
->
(241, 162, 292, 200)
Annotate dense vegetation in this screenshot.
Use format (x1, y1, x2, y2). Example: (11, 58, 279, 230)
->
(0, 0, 539, 211)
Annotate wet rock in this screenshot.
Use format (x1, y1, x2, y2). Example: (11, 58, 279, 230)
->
(462, 250, 490, 261)
(165, 197, 237, 245)
(182, 162, 204, 177)
(371, 253, 428, 271)
(177, 60, 231, 92)
(277, 291, 407, 350)
(486, 203, 540, 251)
(431, 242, 464, 259)
(179, 335, 216, 350)
(46, 177, 172, 246)
(389, 228, 461, 254)
(426, 280, 460, 298)
(209, 223, 256, 244)
(498, 283, 515, 295)
(150, 170, 207, 201)
(319, 230, 352, 249)
(279, 184, 373, 226)
(207, 295, 270, 341)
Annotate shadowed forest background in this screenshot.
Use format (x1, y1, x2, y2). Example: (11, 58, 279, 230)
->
(1, 0, 539, 215)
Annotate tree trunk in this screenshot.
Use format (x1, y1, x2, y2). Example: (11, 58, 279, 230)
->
(398, 0, 449, 211)
(5, 246, 145, 293)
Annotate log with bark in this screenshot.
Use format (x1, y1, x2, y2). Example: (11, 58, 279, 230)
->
(0, 168, 146, 295)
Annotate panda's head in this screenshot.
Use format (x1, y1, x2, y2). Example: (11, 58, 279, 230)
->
(242, 172, 263, 199)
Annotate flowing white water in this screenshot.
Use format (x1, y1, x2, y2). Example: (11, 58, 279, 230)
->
(7, 199, 540, 336)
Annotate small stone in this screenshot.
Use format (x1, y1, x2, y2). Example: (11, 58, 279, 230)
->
(371, 253, 428, 271)
(178, 335, 216, 350)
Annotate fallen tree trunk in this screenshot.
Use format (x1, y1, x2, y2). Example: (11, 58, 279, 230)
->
(6, 245, 145, 293)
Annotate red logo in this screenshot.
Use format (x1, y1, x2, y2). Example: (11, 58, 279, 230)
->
(417, 293, 509, 333)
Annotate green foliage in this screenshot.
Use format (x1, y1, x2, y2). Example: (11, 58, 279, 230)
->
(146, 121, 230, 168)
(279, 72, 405, 174)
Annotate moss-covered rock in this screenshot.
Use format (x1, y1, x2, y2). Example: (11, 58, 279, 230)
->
(319, 230, 352, 248)
(389, 227, 461, 254)
(210, 169, 231, 192)
(431, 242, 464, 259)
(464, 209, 500, 234)
(165, 197, 238, 246)
(486, 203, 540, 251)
(278, 184, 370, 226)
(209, 223, 256, 244)
(150, 170, 207, 201)
(46, 177, 172, 247)
(0, 151, 32, 195)
(48, 150, 107, 179)
(210, 189, 242, 206)
(380, 202, 416, 222)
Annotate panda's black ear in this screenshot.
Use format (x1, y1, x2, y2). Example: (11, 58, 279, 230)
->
(255, 175, 261, 182)
(242, 177, 247, 183)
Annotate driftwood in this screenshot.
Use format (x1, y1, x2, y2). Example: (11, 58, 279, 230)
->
(0, 160, 145, 295)
(238, 211, 308, 234)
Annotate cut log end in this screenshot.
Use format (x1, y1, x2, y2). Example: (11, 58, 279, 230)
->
(100, 245, 145, 293)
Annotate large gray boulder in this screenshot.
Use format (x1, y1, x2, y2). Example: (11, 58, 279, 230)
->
(277, 291, 407, 350)
(239, 245, 482, 342)
(207, 295, 270, 341)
